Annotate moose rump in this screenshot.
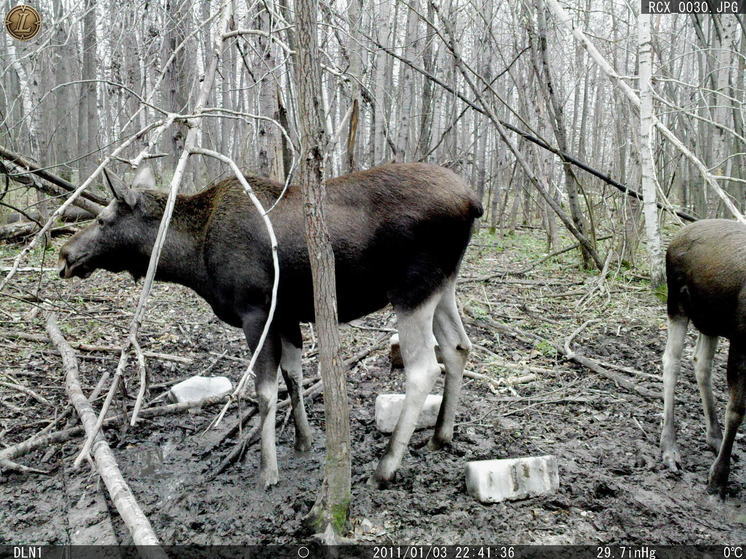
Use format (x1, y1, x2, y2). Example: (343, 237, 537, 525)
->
(58, 162, 482, 488)
(661, 219, 746, 498)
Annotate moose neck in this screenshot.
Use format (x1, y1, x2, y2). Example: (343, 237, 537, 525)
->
(141, 194, 210, 297)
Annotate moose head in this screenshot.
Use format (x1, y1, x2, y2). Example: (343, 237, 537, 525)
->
(58, 166, 159, 280)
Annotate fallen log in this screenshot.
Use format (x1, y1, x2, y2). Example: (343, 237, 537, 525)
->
(0, 145, 107, 209)
(46, 314, 167, 553)
(0, 221, 77, 242)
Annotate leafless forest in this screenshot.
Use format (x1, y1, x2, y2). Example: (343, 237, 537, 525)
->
(0, 0, 745, 549)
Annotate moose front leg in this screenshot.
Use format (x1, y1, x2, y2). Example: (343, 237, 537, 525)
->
(242, 308, 281, 489)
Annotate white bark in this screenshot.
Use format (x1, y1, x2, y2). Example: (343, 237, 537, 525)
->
(544, 0, 746, 224)
(639, 14, 665, 288)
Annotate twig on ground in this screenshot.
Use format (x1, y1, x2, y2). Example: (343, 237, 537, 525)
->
(564, 319, 601, 357)
(466, 312, 660, 400)
(0, 385, 231, 470)
(129, 338, 148, 426)
(0, 379, 53, 406)
(0, 456, 49, 474)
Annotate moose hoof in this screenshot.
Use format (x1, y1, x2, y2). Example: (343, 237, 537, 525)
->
(706, 433, 723, 454)
(294, 439, 312, 453)
(708, 463, 729, 499)
(259, 469, 279, 490)
(427, 436, 450, 451)
(706, 480, 728, 501)
(661, 447, 681, 472)
(366, 473, 393, 489)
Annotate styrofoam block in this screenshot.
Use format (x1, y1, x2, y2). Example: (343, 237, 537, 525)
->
(389, 333, 443, 369)
(375, 393, 442, 433)
(466, 455, 559, 503)
(169, 375, 232, 403)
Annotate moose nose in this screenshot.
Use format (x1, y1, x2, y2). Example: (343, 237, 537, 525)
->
(57, 246, 70, 278)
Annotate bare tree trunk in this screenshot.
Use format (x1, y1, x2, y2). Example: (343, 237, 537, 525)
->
(255, 5, 283, 181)
(373, 0, 391, 164)
(293, 0, 351, 537)
(344, 0, 363, 173)
(639, 13, 665, 288)
(394, 0, 419, 162)
(161, 0, 193, 190)
(78, 0, 97, 188)
(534, 0, 592, 266)
(416, 1, 436, 161)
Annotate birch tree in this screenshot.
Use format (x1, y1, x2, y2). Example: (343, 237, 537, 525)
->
(639, 13, 665, 288)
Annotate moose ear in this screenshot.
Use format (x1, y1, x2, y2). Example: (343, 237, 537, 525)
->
(131, 165, 155, 190)
(103, 168, 122, 201)
(122, 189, 140, 210)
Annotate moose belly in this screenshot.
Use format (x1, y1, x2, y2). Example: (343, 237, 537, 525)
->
(280, 269, 390, 324)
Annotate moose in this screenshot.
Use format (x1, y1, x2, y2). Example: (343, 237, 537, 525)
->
(59, 162, 483, 488)
(661, 218, 746, 498)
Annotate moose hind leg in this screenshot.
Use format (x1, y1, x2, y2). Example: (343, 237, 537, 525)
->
(372, 293, 441, 486)
(429, 280, 471, 449)
(280, 330, 313, 452)
(660, 314, 688, 471)
(708, 343, 746, 498)
(693, 333, 722, 452)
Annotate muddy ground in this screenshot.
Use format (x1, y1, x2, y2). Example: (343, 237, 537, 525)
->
(0, 229, 744, 545)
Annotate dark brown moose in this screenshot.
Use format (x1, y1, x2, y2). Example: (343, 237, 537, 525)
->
(661, 218, 746, 498)
(59, 163, 483, 489)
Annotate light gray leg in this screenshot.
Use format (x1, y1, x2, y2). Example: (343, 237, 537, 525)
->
(429, 280, 471, 449)
(280, 335, 313, 452)
(255, 365, 279, 489)
(660, 314, 689, 471)
(693, 333, 722, 452)
(243, 311, 280, 489)
(372, 292, 441, 486)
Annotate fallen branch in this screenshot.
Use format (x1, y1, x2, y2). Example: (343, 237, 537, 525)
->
(0, 330, 192, 364)
(466, 313, 660, 400)
(0, 456, 49, 474)
(0, 151, 106, 213)
(47, 314, 166, 551)
(0, 379, 52, 406)
(0, 393, 232, 467)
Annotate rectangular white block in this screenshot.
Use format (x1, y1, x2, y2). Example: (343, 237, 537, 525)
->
(375, 393, 442, 433)
(466, 455, 559, 503)
(169, 375, 232, 403)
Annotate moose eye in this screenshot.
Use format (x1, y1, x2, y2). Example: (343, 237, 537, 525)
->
(97, 217, 104, 226)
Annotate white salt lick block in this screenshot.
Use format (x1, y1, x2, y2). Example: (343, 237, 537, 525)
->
(375, 393, 442, 433)
(169, 375, 233, 404)
(466, 455, 559, 503)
